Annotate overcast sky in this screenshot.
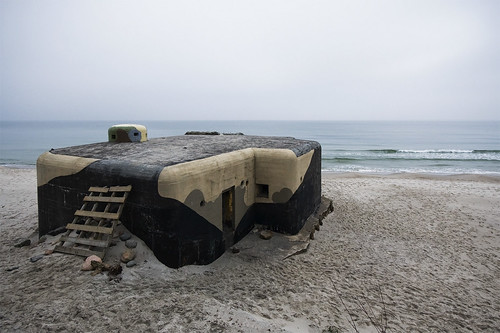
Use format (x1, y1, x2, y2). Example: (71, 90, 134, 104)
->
(1, 0, 499, 121)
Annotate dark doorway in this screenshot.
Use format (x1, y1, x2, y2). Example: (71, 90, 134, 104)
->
(222, 187, 235, 249)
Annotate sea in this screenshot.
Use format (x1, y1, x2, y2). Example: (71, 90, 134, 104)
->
(1, 121, 499, 175)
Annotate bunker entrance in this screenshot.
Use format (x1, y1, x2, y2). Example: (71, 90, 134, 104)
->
(222, 187, 235, 249)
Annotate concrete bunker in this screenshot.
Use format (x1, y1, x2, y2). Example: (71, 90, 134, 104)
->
(37, 131, 322, 268)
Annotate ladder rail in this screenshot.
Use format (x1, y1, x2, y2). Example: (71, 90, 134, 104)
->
(54, 185, 132, 259)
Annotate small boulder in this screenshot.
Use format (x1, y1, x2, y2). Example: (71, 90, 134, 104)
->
(259, 230, 273, 240)
(126, 260, 137, 268)
(14, 239, 31, 248)
(90, 261, 106, 275)
(81, 255, 102, 271)
(107, 263, 123, 276)
(120, 249, 136, 263)
(30, 254, 44, 263)
(119, 232, 131, 241)
(125, 239, 137, 249)
(47, 226, 66, 236)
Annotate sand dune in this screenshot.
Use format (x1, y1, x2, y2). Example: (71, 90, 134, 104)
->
(1, 167, 499, 332)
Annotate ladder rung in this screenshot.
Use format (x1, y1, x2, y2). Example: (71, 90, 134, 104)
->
(109, 185, 132, 192)
(83, 196, 126, 203)
(59, 236, 109, 248)
(74, 210, 120, 220)
(54, 245, 105, 258)
(66, 223, 114, 235)
(88, 186, 109, 193)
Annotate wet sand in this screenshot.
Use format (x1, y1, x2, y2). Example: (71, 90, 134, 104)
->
(1, 166, 499, 332)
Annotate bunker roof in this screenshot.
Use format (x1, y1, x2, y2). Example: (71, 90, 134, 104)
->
(50, 135, 319, 167)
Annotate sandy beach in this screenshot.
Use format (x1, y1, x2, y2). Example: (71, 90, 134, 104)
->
(1, 166, 499, 332)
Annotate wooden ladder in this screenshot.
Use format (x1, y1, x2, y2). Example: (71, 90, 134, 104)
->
(54, 185, 132, 259)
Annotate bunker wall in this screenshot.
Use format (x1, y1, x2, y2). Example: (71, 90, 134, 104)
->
(37, 145, 321, 268)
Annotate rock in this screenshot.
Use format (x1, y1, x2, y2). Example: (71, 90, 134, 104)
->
(88, 261, 122, 277)
(47, 226, 66, 236)
(5, 266, 19, 272)
(44, 249, 54, 255)
(30, 254, 44, 263)
(185, 131, 220, 135)
(108, 274, 122, 282)
(107, 263, 123, 276)
(81, 255, 102, 271)
(14, 239, 31, 248)
(120, 249, 136, 263)
(125, 239, 137, 248)
(119, 232, 131, 241)
(126, 260, 137, 268)
(231, 246, 240, 254)
(90, 261, 105, 275)
(259, 230, 273, 240)
(38, 235, 47, 243)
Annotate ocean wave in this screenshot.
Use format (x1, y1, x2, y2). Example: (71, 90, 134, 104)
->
(326, 149, 500, 162)
(325, 155, 500, 162)
(323, 157, 359, 162)
(367, 149, 399, 153)
(472, 150, 500, 154)
(321, 164, 500, 175)
(357, 149, 500, 154)
(324, 157, 500, 163)
(398, 149, 475, 154)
